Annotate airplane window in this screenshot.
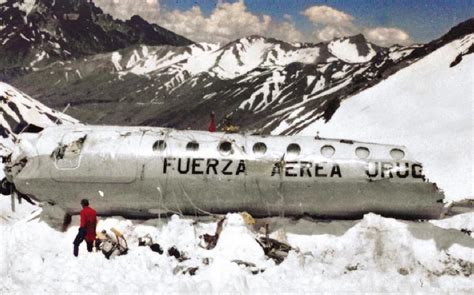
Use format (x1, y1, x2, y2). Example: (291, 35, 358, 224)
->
(253, 142, 267, 155)
(219, 141, 233, 154)
(186, 141, 199, 151)
(287, 143, 301, 156)
(153, 140, 166, 151)
(390, 148, 405, 160)
(321, 145, 335, 158)
(355, 147, 370, 159)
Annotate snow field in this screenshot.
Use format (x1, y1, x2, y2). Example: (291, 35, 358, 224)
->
(328, 38, 376, 63)
(1, 193, 473, 293)
(107, 35, 374, 83)
(302, 34, 474, 201)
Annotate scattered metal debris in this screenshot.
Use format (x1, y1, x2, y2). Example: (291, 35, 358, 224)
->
(138, 235, 153, 247)
(345, 263, 360, 273)
(460, 229, 472, 236)
(240, 211, 255, 225)
(200, 217, 225, 250)
(442, 199, 474, 217)
(202, 257, 211, 265)
(231, 260, 265, 275)
(398, 268, 410, 275)
(96, 228, 128, 259)
(173, 265, 199, 276)
(167, 246, 188, 262)
(256, 224, 293, 265)
(138, 235, 163, 254)
(149, 243, 163, 254)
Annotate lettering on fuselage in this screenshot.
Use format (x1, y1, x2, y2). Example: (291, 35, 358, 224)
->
(162, 158, 343, 178)
(161, 158, 423, 179)
(271, 161, 342, 178)
(163, 157, 246, 176)
(365, 161, 424, 179)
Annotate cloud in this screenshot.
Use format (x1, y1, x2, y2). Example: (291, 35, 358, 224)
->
(268, 21, 305, 43)
(314, 25, 357, 42)
(302, 5, 412, 46)
(302, 5, 353, 26)
(160, 1, 266, 43)
(160, 0, 303, 43)
(92, 0, 303, 44)
(91, 1, 411, 46)
(302, 5, 357, 42)
(364, 27, 412, 46)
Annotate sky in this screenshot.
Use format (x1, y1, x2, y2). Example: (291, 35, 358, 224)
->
(93, 0, 474, 46)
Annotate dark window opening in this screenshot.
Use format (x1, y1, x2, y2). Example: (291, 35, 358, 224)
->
(287, 143, 301, 156)
(253, 142, 267, 155)
(219, 141, 233, 154)
(153, 140, 166, 151)
(186, 141, 199, 151)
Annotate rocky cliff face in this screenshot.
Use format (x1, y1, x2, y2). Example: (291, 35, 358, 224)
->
(0, 0, 192, 73)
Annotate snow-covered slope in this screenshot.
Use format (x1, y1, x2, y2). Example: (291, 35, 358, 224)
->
(328, 35, 377, 63)
(2, 1, 473, 136)
(113, 35, 383, 80)
(0, 82, 78, 155)
(111, 43, 219, 76)
(301, 34, 474, 201)
(9, 32, 406, 130)
(1, 202, 473, 293)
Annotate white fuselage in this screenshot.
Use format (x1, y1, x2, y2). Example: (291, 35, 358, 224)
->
(4, 125, 445, 219)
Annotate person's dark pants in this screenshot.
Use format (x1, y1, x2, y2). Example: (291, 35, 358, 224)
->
(73, 227, 94, 257)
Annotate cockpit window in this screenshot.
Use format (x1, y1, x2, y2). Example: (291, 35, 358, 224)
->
(186, 141, 199, 151)
(153, 140, 166, 151)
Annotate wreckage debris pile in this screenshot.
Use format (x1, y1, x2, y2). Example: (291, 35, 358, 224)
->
(1, 196, 474, 293)
(130, 213, 294, 275)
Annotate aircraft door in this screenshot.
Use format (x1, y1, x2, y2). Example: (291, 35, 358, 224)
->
(53, 131, 87, 169)
(51, 130, 140, 183)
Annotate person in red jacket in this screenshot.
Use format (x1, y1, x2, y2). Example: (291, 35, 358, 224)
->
(208, 111, 216, 132)
(73, 199, 97, 257)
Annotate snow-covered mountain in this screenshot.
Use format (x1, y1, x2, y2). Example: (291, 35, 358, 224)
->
(300, 33, 474, 201)
(3, 2, 472, 134)
(0, 82, 77, 155)
(0, 0, 192, 72)
(0, 31, 420, 129)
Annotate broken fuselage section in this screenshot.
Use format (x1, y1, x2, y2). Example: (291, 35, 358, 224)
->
(3, 125, 445, 219)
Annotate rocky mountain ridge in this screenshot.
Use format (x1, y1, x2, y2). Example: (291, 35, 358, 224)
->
(0, 0, 472, 135)
(0, 0, 192, 74)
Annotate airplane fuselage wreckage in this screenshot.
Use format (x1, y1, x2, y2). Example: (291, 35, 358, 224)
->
(2, 125, 446, 221)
